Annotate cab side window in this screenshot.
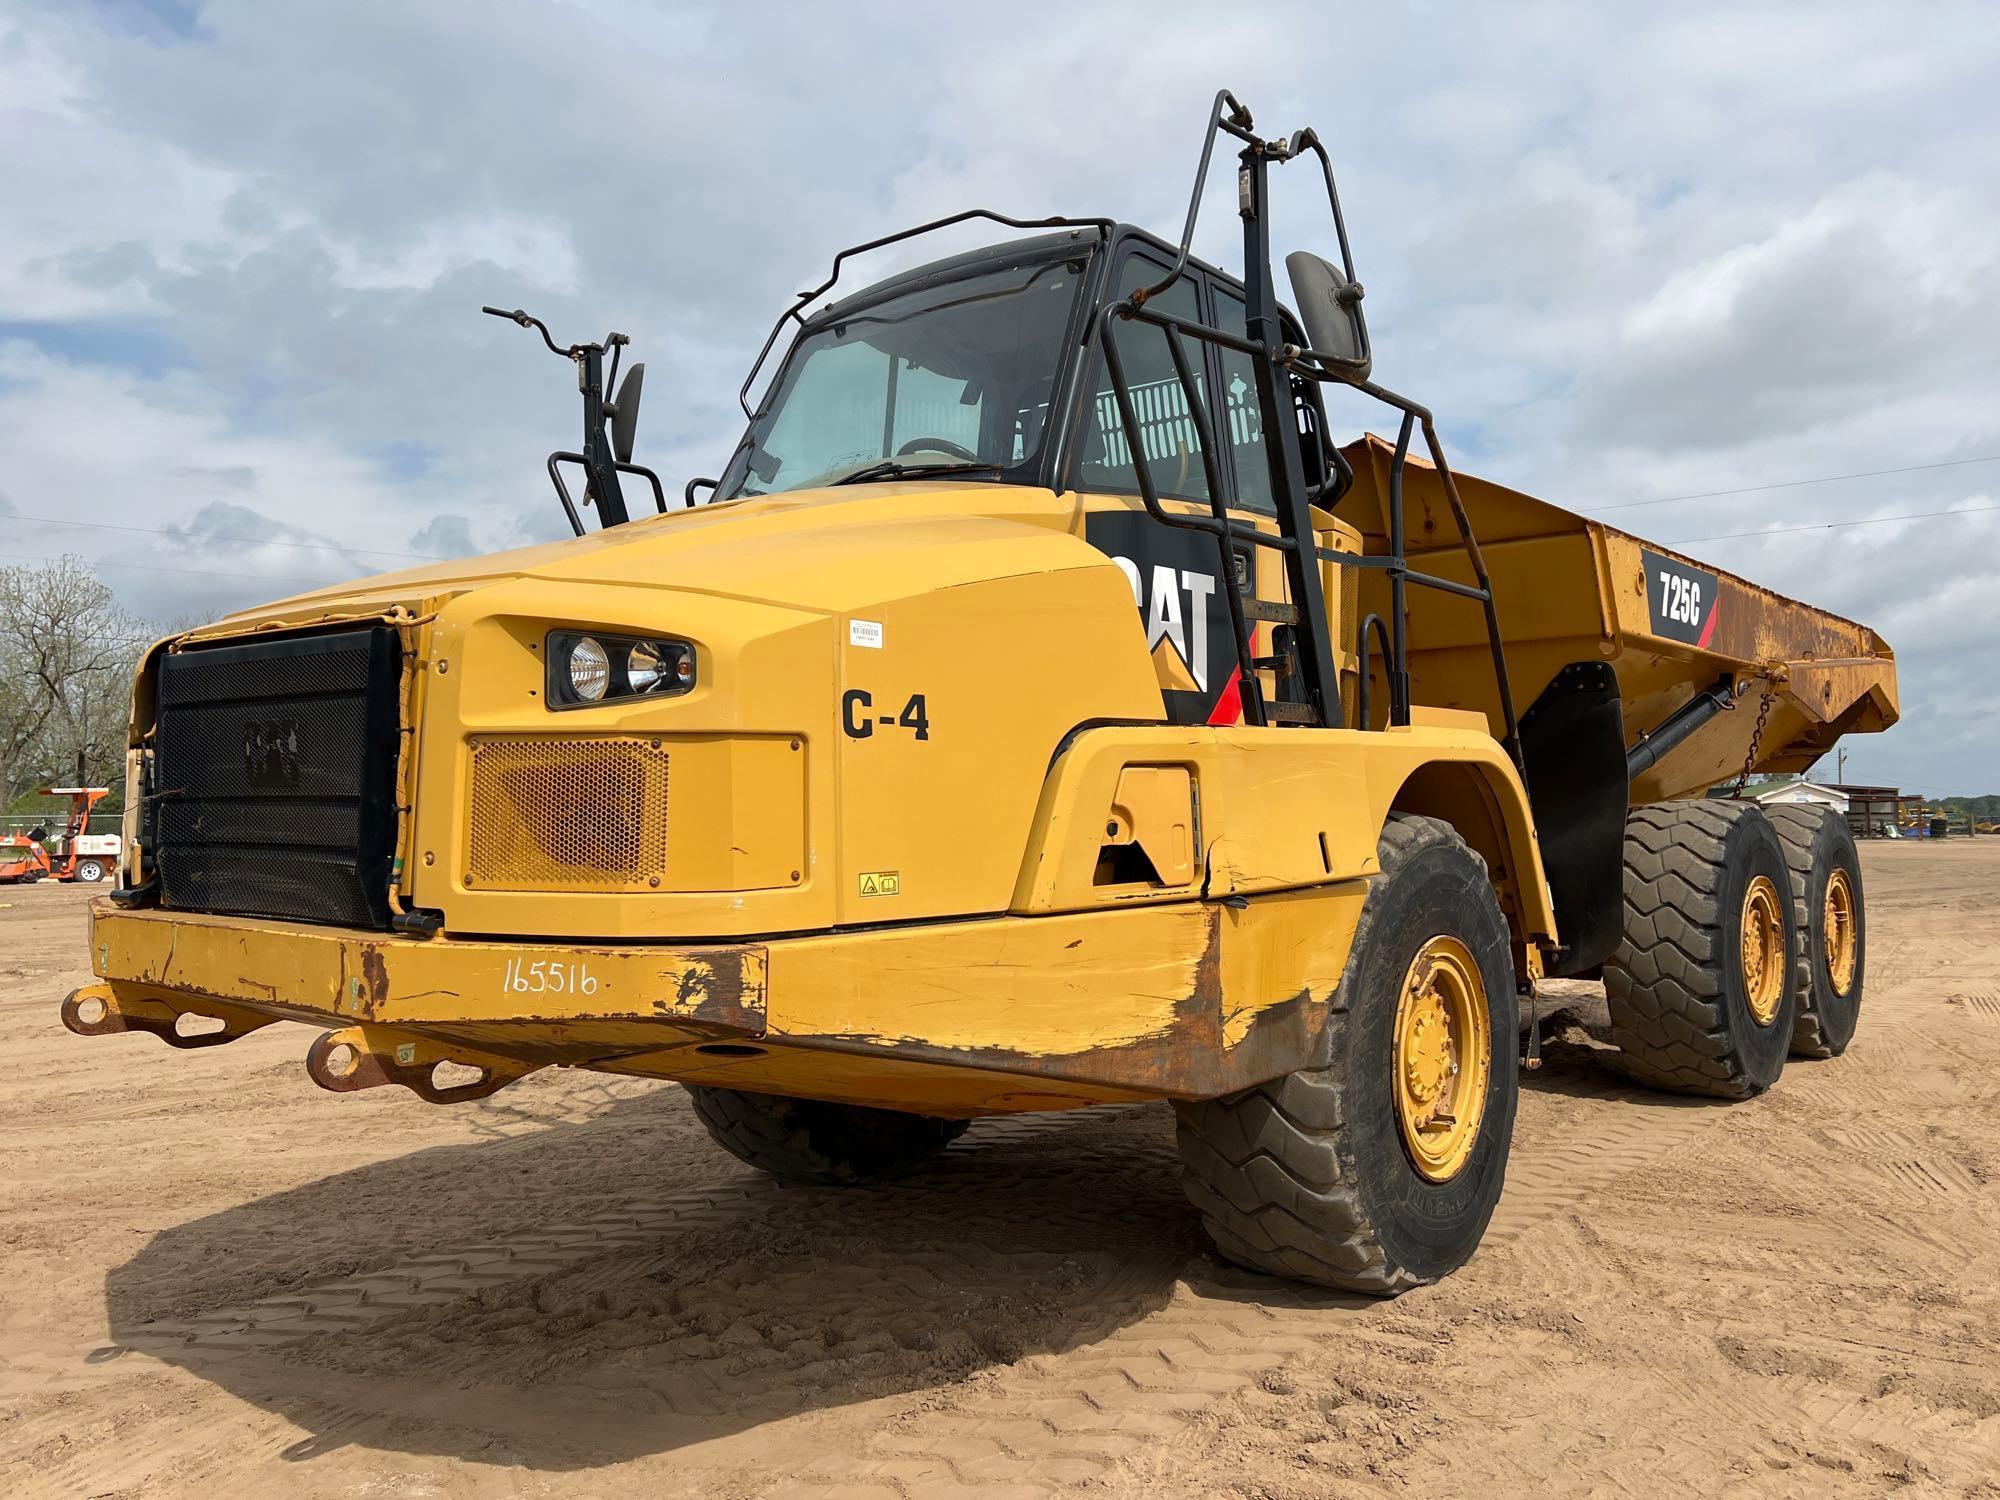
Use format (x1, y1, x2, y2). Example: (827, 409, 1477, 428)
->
(1214, 288, 1276, 514)
(1073, 256, 1210, 501)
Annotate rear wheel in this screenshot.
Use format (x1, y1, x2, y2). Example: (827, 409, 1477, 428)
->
(1604, 801, 1797, 1098)
(75, 859, 107, 884)
(1765, 805, 1865, 1057)
(1174, 815, 1518, 1295)
(687, 1085, 969, 1185)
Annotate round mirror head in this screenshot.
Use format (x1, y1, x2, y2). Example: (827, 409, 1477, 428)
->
(1285, 251, 1370, 382)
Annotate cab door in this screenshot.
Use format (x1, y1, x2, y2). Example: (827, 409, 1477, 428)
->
(1067, 245, 1253, 727)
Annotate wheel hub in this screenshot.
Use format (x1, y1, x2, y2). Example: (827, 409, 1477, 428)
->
(1392, 936, 1492, 1183)
(1823, 867, 1857, 996)
(1740, 874, 1785, 1025)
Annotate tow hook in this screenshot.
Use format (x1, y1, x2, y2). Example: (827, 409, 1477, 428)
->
(61, 984, 276, 1049)
(305, 1024, 542, 1104)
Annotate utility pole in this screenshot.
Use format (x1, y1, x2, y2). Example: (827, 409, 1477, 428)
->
(1837, 748, 1847, 785)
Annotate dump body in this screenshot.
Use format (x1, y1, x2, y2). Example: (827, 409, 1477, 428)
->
(1334, 436, 1899, 803)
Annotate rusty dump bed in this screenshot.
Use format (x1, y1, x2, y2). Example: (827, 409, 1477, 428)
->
(1334, 437, 1898, 802)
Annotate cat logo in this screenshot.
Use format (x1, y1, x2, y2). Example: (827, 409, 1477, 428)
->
(1084, 510, 1247, 726)
(858, 870, 901, 897)
(1110, 558, 1217, 691)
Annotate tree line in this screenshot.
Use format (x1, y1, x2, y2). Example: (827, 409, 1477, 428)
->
(0, 557, 152, 812)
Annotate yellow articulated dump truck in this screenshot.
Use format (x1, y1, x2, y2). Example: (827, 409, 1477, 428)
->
(66, 92, 1896, 1294)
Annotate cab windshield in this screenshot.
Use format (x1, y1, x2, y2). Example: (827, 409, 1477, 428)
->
(718, 256, 1085, 498)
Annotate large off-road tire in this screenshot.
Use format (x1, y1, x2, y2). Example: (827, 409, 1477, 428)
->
(1174, 814, 1518, 1295)
(687, 1086, 969, 1186)
(1765, 804, 1865, 1058)
(1604, 801, 1797, 1098)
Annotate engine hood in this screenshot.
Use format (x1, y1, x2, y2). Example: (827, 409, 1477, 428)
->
(192, 481, 1091, 636)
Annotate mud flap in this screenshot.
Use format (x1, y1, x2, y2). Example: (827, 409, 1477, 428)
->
(1519, 661, 1628, 977)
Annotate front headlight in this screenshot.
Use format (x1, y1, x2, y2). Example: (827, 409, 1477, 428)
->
(566, 635, 611, 702)
(547, 630, 696, 708)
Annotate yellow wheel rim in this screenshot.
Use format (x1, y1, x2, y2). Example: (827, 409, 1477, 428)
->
(1824, 867, 1857, 996)
(1740, 874, 1786, 1025)
(1392, 935, 1492, 1183)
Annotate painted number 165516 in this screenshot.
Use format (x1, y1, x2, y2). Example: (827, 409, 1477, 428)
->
(501, 956, 600, 995)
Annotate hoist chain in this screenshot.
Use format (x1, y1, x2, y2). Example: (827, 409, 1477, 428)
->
(1729, 676, 1778, 797)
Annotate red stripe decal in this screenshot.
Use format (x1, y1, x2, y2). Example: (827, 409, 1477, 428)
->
(1208, 667, 1243, 725)
(1696, 602, 1719, 651)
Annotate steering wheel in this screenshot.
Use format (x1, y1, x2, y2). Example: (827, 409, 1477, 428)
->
(895, 437, 978, 462)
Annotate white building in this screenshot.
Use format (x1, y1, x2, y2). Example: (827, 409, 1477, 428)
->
(1741, 777, 1850, 814)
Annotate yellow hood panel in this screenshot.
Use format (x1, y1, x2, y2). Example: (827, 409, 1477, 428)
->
(201, 482, 1090, 633)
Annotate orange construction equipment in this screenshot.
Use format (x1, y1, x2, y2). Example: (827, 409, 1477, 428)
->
(0, 786, 119, 884)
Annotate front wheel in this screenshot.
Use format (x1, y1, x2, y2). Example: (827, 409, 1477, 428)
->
(687, 1086, 969, 1185)
(1174, 814, 1519, 1295)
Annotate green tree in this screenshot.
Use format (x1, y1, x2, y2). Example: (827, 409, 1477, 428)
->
(0, 557, 149, 807)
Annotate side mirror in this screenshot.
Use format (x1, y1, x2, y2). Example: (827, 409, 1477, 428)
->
(609, 362, 645, 463)
(1285, 251, 1370, 384)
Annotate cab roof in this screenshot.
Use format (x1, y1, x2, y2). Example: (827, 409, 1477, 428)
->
(815, 223, 1241, 328)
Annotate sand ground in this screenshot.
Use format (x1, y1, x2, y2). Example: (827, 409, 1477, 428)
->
(2, 840, 1997, 1498)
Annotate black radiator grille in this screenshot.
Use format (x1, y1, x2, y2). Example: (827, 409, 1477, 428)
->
(153, 626, 403, 928)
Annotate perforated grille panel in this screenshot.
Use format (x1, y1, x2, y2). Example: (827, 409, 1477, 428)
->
(467, 736, 670, 891)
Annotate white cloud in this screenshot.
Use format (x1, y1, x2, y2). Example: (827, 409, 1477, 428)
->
(0, 0, 1994, 791)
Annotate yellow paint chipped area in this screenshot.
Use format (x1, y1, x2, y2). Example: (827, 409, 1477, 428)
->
(770, 881, 1364, 1063)
(1216, 885, 1365, 1048)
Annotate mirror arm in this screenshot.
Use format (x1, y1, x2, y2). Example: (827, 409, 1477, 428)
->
(1287, 130, 1363, 286)
(482, 305, 569, 357)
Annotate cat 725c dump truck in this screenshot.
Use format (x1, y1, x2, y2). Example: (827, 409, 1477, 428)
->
(65, 93, 1897, 1294)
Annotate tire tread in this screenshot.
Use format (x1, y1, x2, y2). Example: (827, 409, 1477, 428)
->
(1604, 800, 1786, 1097)
(1174, 814, 1498, 1296)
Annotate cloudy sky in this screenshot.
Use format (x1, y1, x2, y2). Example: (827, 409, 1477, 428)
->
(3, 1, 1996, 794)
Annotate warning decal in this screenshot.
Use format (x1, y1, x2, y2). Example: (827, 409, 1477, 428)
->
(858, 870, 901, 897)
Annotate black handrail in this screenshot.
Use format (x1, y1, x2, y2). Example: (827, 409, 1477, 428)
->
(1098, 297, 1303, 728)
(1130, 88, 1256, 308)
(1356, 612, 1395, 730)
(737, 210, 1116, 422)
(1093, 91, 1523, 772)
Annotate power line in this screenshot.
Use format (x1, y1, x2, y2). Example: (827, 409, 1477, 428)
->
(0, 511, 446, 563)
(1589, 454, 2000, 514)
(1674, 504, 2000, 546)
(0, 551, 337, 588)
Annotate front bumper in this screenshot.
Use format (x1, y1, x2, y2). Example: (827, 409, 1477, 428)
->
(73, 883, 1366, 1115)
